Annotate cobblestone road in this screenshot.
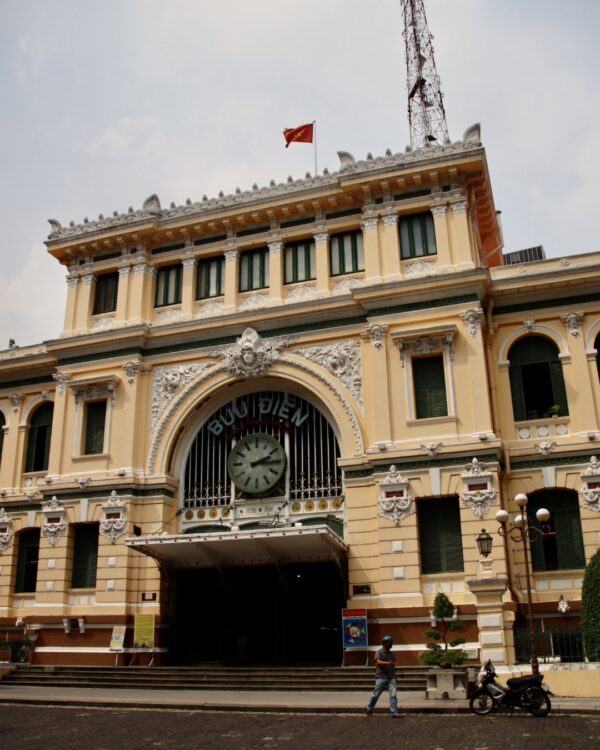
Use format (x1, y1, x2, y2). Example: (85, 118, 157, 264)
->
(1, 705, 598, 750)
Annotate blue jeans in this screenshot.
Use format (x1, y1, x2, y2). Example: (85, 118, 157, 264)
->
(367, 676, 398, 714)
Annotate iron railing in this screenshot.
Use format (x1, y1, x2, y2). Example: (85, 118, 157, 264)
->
(514, 627, 585, 664)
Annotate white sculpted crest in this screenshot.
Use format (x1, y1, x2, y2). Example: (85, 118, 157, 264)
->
(210, 327, 292, 379)
(152, 363, 208, 430)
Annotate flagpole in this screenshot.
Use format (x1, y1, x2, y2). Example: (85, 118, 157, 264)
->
(313, 120, 318, 176)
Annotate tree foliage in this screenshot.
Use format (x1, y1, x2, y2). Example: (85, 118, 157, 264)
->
(420, 592, 468, 667)
(582, 548, 600, 661)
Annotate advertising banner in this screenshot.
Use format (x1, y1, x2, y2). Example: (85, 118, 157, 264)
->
(133, 614, 155, 649)
(342, 608, 368, 649)
(109, 625, 126, 652)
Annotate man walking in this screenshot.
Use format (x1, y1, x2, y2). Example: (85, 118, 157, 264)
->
(366, 635, 398, 718)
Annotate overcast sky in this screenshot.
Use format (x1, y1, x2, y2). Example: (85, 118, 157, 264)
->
(1, 0, 598, 348)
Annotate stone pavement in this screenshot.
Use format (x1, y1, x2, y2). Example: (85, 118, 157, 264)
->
(0, 683, 598, 714)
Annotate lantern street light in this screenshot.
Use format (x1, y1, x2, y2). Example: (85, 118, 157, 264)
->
(495, 493, 550, 676)
(475, 528, 493, 558)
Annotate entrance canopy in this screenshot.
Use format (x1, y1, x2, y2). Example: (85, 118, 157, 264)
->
(125, 524, 348, 569)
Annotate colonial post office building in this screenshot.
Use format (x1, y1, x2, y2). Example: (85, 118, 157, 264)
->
(1, 125, 599, 668)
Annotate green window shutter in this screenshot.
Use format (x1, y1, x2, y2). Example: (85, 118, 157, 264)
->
(529, 491, 585, 571)
(93, 272, 118, 315)
(548, 360, 569, 416)
(71, 524, 99, 588)
(509, 365, 526, 421)
(413, 356, 447, 418)
(84, 401, 106, 455)
(418, 498, 464, 574)
(25, 403, 54, 472)
(553, 506, 585, 569)
(15, 528, 40, 593)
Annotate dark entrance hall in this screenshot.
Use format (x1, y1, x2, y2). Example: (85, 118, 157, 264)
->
(171, 561, 346, 666)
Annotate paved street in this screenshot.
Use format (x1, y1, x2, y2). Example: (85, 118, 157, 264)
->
(1, 705, 599, 750)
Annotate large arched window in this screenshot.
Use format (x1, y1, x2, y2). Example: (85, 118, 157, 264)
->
(508, 335, 568, 421)
(25, 402, 54, 473)
(595, 332, 600, 382)
(528, 490, 585, 571)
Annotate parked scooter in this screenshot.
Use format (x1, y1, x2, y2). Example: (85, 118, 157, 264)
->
(469, 660, 551, 717)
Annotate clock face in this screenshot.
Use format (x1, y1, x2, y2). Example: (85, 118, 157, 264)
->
(227, 433, 287, 494)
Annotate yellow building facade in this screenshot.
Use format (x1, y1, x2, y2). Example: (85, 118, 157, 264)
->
(1, 124, 598, 671)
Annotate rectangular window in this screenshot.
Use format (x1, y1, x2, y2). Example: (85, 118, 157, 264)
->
(15, 528, 40, 593)
(418, 498, 464, 574)
(196, 256, 224, 299)
(71, 524, 99, 589)
(239, 248, 269, 292)
(529, 492, 585, 571)
(329, 231, 364, 276)
(155, 264, 182, 307)
(84, 400, 107, 455)
(93, 272, 119, 315)
(284, 240, 316, 284)
(413, 355, 448, 418)
(399, 212, 437, 260)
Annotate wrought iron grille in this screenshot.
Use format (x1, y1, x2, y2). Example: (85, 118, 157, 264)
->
(514, 625, 585, 664)
(183, 391, 343, 508)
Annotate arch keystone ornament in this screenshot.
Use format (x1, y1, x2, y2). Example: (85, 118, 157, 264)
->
(580, 456, 600, 512)
(41, 496, 67, 546)
(210, 327, 293, 378)
(378, 465, 415, 524)
(459, 458, 497, 519)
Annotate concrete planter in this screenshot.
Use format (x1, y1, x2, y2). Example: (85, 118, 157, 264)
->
(425, 667, 468, 700)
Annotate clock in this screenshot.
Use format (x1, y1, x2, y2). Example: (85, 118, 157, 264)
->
(227, 433, 287, 494)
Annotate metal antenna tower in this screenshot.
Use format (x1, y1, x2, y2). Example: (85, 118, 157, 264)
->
(401, 0, 450, 150)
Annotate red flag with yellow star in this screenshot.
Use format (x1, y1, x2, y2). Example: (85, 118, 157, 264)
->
(283, 123, 314, 148)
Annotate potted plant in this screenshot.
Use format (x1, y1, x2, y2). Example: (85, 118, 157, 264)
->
(548, 404, 561, 418)
(420, 592, 468, 668)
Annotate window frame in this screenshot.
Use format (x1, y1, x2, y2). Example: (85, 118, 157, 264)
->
(528, 490, 585, 572)
(399, 211, 437, 260)
(25, 402, 54, 473)
(412, 354, 448, 419)
(239, 247, 269, 292)
(14, 528, 40, 593)
(71, 523, 100, 589)
(417, 497, 465, 574)
(329, 230, 364, 277)
(155, 264, 182, 307)
(83, 400, 107, 455)
(284, 239, 316, 284)
(196, 256, 225, 299)
(92, 272, 119, 315)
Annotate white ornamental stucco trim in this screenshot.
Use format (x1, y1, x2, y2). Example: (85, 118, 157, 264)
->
(293, 340, 363, 410)
(152, 363, 210, 431)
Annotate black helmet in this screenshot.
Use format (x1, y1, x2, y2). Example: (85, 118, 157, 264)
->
(382, 635, 393, 643)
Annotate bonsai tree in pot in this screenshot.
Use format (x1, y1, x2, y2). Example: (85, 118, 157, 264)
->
(420, 592, 468, 668)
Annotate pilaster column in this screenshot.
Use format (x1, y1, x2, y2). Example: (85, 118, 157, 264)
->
(313, 228, 330, 294)
(268, 239, 283, 301)
(448, 195, 471, 266)
(430, 203, 452, 267)
(223, 243, 239, 310)
(73, 270, 95, 334)
(361, 324, 391, 445)
(62, 271, 79, 336)
(562, 313, 595, 430)
(115, 263, 131, 326)
(467, 572, 511, 667)
(361, 209, 381, 282)
(381, 209, 401, 279)
(128, 253, 155, 324)
(181, 247, 197, 319)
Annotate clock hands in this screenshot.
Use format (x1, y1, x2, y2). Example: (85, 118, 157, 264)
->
(250, 454, 281, 468)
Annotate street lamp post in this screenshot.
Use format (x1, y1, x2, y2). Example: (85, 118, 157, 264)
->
(495, 493, 550, 676)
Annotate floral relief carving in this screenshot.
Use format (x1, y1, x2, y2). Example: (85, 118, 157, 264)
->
(0, 508, 14, 553)
(460, 458, 497, 519)
(239, 293, 269, 310)
(152, 362, 208, 430)
(362, 324, 388, 350)
(41, 496, 67, 547)
(460, 309, 483, 337)
(378, 466, 415, 524)
(294, 340, 362, 408)
(580, 456, 600, 512)
(100, 490, 128, 543)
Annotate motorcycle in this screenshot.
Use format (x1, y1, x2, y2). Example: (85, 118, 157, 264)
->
(469, 660, 551, 717)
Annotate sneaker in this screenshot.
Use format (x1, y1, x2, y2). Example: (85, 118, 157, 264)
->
(365, 708, 373, 716)
(391, 713, 399, 719)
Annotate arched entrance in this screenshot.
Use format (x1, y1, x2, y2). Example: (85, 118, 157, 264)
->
(170, 389, 348, 665)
